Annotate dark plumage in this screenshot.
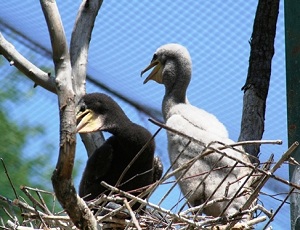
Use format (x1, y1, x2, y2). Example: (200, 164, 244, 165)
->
(76, 93, 161, 207)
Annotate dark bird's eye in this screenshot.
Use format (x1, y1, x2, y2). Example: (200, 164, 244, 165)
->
(152, 54, 157, 61)
(80, 104, 86, 112)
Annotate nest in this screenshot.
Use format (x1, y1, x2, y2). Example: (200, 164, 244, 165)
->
(1, 124, 299, 230)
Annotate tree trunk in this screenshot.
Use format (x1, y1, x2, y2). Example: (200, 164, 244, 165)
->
(239, 0, 280, 163)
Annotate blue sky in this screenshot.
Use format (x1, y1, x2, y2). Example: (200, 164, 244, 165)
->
(0, 1, 289, 228)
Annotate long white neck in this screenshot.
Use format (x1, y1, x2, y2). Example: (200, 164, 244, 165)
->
(161, 60, 191, 120)
(162, 86, 188, 120)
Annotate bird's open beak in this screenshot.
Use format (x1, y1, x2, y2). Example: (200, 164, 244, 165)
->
(76, 109, 103, 133)
(141, 60, 163, 84)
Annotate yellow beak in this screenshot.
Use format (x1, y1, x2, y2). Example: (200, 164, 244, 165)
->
(76, 109, 103, 133)
(141, 60, 163, 84)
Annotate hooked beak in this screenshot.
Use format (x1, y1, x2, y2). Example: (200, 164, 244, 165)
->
(141, 60, 163, 84)
(76, 109, 103, 133)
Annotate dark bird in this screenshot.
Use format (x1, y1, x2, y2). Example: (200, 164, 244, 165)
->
(141, 44, 253, 217)
(76, 93, 162, 208)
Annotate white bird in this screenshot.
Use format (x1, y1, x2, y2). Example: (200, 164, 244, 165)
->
(141, 43, 253, 218)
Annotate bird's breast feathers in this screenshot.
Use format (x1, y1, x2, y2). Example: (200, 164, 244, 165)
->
(166, 103, 229, 138)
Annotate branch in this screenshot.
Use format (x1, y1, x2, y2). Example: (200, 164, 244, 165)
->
(0, 33, 56, 93)
(239, 0, 280, 161)
(40, 0, 97, 229)
(70, 0, 103, 98)
(70, 0, 105, 157)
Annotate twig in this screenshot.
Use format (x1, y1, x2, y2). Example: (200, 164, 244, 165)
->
(20, 186, 49, 215)
(1, 159, 19, 202)
(149, 118, 282, 149)
(262, 188, 295, 230)
(115, 127, 162, 188)
(6, 220, 59, 230)
(124, 199, 141, 230)
(12, 199, 46, 216)
(101, 181, 199, 227)
(0, 33, 56, 93)
(225, 141, 299, 229)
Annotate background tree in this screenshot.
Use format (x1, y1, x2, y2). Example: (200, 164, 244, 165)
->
(0, 65, 56, 222)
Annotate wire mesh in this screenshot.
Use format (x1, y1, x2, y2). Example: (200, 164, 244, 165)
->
(0, 0, 289, 229)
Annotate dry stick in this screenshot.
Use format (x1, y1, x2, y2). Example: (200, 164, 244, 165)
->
(35, 191, 51, 215)
(260, 190, 294, 203)
(0, 159, 20, 207)
(181, 197, 231, 216)
(0, 198, 20, 228)
(12, 199, 46, 217)
(150, 119, 292, 207)
(225, 141, 299, 230)
(195, 207, 266, 228)
(180, 148, 228, 213)
(1, 207, 15, 222)
(153, 140, 202, 227)
(149, 118, 282, 184)
(253, 204, 273, 218)
(22, 212, 75, 230)
(20, 186, 69, 229)
(149, 118, 282, 149)
(209, 217, 267, 230)
(194, 161, 239, 218)
(20, 186, 49, 215)
(162, 146, 205, 211)
(101, 181, 199, 227)
(6, 220, 56, 230)
(100, 127, 162, 215)
(263, 188, 295, 230)
(21, 214, 70, 221)
(97, 198, 128, 222)
(123, 199, 142, 230)
(115, 127, 162, 188)
(103, 183, 265, 229)
(219, 165, 258, 217)
(157, 140, 192, 207)
(149, 118, 292, 223)
(20, 199, 49, 230)
(162, 142, 253, 216)
(21, 186, 54, 195)
(205, 142, 300, 191)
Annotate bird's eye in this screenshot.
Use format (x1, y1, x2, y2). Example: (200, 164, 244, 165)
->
(80, 104, 86, 112)
(151, 54, 157, 61)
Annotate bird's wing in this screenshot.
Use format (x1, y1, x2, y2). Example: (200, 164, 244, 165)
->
(167, 103, 229, 139)
(165, 106, 252, 216)
(83, 141, 114, 180)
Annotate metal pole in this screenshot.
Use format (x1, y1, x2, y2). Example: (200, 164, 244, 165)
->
(285, 1, 300, 229)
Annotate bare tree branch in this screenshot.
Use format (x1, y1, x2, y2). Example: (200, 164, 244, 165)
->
(70, 0, 105, 157)
(0, 33, 56, 93)
(71, 0, 103, 98)
(239, 0, 280, 162)
(40, 0, 97, 229)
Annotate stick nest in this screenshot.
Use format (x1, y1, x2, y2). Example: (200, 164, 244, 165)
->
(1, 139, 298, 230)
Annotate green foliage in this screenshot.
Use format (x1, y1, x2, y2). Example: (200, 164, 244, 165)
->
(0, 64, 58, 222)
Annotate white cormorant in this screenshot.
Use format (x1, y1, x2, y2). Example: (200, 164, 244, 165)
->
(141, 44, 253, 217)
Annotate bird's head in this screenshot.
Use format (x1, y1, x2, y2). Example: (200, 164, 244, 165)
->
(141, 43, 192, 86)
(76, 93, 124, 133)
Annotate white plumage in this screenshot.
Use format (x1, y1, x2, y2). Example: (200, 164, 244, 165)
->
(141, 43, 253, 217)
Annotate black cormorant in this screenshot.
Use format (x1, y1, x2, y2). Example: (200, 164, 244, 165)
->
(76, 93, 162, 209)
